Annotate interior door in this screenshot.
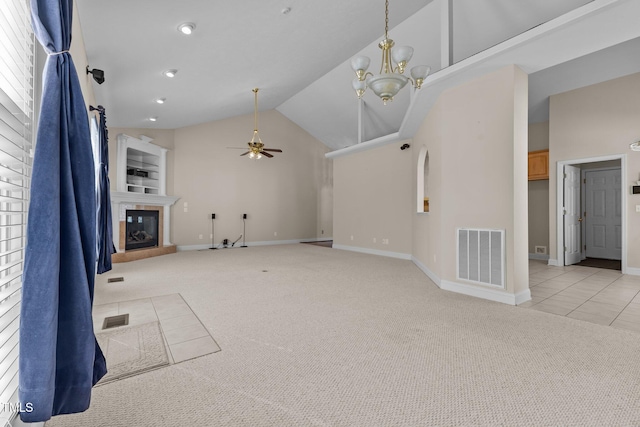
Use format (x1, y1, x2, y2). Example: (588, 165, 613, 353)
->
(564, 165, 582, 265)
(585, 168, 622, 260)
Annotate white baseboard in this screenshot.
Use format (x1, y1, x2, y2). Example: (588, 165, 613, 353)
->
(309, 237, 333, 241)
(515, 288, 532, 305)
(332, 244, 412, 260)
(178, 244, 215, 251)
(439, 280, 527, 305)
(410, 256, 530, 305)
(177, 238, 328, 252)
(547, 258, 560, 266)
(249, 239, 313, 247)
(411, 256, 441, 286)
(625, 267, 640, 276)
(529, 253, 550, 261)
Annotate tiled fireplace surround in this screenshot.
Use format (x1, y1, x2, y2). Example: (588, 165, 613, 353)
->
(110, 192, 179, 262)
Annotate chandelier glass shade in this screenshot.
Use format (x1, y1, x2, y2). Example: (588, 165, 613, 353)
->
(351, 0, 430, 104)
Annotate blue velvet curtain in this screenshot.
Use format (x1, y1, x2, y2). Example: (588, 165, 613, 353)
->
(92, 105, 115, 274)
(19, 0, 107, 422)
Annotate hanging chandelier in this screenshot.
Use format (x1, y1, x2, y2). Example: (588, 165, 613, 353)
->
(350, 0, 430, 104)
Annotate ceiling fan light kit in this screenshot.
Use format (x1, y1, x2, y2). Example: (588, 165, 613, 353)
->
(350, 0, 430, 104)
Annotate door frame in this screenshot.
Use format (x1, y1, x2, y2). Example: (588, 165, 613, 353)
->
(563, 164, 582, 266)
(555, 154, 627, 273)
(581, 166, 622, 261)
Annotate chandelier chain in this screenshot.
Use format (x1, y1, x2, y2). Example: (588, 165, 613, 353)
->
(253, 88, 259, 131)
(384, 0, 389, 39)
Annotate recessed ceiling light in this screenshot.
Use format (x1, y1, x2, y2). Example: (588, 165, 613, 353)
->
(178, 23, 195, 35)
(155, 98, 166, 104)
(163, 69, 178, 78)
(149, 117, 158, 122)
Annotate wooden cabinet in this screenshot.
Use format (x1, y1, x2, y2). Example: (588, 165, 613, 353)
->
(528, 149, 549, 181)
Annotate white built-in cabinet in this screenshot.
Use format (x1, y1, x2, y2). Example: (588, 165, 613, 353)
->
(116, 134, 167, 196)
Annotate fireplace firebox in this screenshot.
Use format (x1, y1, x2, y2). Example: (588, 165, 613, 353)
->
(125, 210, 159, 250)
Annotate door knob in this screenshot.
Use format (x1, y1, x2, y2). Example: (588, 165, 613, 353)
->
(578, 217, 583, 222)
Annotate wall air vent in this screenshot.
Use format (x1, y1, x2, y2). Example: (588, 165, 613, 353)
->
(457, 228, 505, 288)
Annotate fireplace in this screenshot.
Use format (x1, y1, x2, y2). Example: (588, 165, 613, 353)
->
(125, 210, 159, 250)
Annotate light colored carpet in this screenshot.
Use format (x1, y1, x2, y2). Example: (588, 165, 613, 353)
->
(95, 321, 169, 385)
(46, 244, 640, 426)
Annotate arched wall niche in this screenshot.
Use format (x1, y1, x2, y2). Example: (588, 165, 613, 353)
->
(417, 145, 429, 213)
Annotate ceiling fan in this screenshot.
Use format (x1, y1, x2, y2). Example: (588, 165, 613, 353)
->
(229, 88, 283, 159)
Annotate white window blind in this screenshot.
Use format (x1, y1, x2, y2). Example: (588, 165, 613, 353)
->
(0, 0, 34, 422)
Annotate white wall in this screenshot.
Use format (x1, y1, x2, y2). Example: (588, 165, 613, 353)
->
(549, 71, 640, 271)
(333, 140, 413, 258)
(412, 65, 529, 301)
(333, 66, 530, 303)
(170, 109, 332, 248)
(528, 122, 550, 257)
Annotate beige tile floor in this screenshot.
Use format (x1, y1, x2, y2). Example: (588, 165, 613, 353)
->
(93, 293, 221, 363)
(522, 260, 640, 332)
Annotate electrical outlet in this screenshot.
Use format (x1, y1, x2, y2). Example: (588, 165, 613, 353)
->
(434, 254, 437, 263)
(636, 205, 640, 213)
(183, 202, 188, 207)
(274, 232, 278, 237)
(198, 234, 203, 239)
(210, 234, 213, 239)
(350, 235, 354, 241)
(373, 237, 377, 243)
(382, 238, 389, 245)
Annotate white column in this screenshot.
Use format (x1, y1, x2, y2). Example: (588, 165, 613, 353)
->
(357, 97, 363, 144)
(159, 148, 168, 196)
(441, 0, 453, 69)
(163, 205, 172, 245)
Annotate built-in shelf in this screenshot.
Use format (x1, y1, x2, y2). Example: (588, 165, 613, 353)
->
(117, 134, 167, 196)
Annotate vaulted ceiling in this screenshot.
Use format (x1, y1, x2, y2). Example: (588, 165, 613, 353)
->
(76, 0, 640, 151)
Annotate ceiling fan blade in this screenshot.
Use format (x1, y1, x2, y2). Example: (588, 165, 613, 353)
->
(227, 147, 247, 149)
(260, 151, 274, 158)
(240, 151, 251, 156)
(263, 148, 283, 152)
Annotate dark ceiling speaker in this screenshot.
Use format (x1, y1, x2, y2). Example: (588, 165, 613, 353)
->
(86, 66, 105, 84)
